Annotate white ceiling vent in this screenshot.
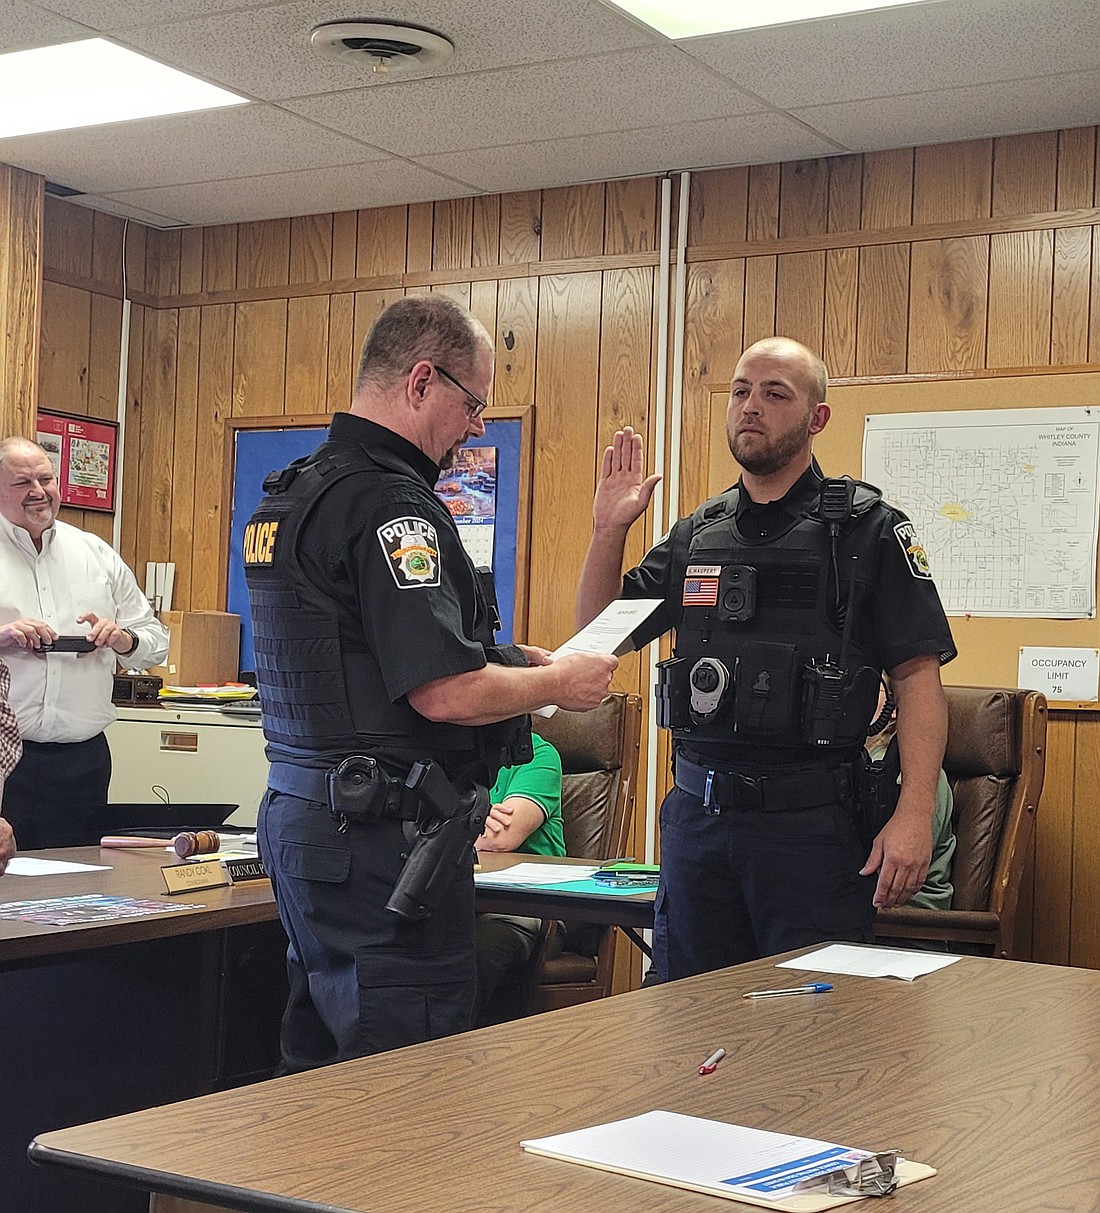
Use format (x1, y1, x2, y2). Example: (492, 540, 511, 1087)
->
(309, 21, 454, 76)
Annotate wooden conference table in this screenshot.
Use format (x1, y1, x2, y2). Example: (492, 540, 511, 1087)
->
(0, 845, 655, 962)
(1, 845, 285, 1213)
(30, 950, 1100, 1213)
(2, 845, 653, 1213)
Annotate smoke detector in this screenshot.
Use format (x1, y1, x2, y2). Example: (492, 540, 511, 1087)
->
(309, 21, 454, 76)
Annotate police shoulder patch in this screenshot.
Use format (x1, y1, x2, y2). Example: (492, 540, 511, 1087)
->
(377, 515, 441, 588)
(893, 520, 932, 579)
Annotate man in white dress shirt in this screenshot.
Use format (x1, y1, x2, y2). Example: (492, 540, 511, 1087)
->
(0, 437, 169, 848)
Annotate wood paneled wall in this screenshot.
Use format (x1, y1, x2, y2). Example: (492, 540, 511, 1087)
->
(0, 164, 43, 440)
(35, 195, 143, 542)
(35, 125, 1100, 971)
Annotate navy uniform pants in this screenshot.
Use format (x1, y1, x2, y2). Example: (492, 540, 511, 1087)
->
(653, 785, 876, 982)
(258, 788, 476, 1073)
(1, 733, 111, 849)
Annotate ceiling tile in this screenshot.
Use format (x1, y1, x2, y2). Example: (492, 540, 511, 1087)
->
(0, 1, 88, 52)
(65, 192, 189, 229)
(33, 0, 280, 29)
(417, 113, 841, 194)
(286, 46, 766, 158)
(112, 0, 657, 100)
(0, 103, 388, 194)
(792, 70, 1100, 152)
(103, 159, 477, 226)
(11, 0, 1100, 227)
(684, 0, 1100, 109)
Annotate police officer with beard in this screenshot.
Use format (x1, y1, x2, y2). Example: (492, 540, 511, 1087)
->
(245, 294, 616, 1071)
(577, 336, 955, 981)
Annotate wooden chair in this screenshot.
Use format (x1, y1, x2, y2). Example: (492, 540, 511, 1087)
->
(874, 685, 1047, 959)
(518, 692, 643, 1014)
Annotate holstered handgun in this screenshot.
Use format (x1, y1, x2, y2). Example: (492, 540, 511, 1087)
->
(385, 761, 488, 922)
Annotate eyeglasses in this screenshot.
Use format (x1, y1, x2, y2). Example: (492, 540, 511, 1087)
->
(435, 364, 489, 418)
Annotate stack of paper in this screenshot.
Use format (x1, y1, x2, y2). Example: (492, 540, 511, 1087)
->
(474, 863, 599, 887)
(159, 684, 258, 703)
(522, 1110, 935, 1210)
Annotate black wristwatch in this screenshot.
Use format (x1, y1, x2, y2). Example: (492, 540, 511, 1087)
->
(120, 628, 140, 657)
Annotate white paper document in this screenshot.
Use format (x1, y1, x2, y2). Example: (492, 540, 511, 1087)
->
(5, 857, 111, 876)
(474, 863, 598, 887)
(534, 598, 663, 717)
(522, 1110, 920, 1204)
(777, 943, 960, 982)
(553, 598, 664, 660)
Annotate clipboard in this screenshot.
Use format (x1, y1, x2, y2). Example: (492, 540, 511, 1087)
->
(522, 1110, 936, 1210)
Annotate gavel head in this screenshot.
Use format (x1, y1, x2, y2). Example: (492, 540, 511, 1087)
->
(172, 829, 221, 859)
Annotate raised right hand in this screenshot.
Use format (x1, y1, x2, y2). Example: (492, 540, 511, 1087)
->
(593, 427, 661, 530)
(552, 651, 619, 712)
(0, 618, 58, 650)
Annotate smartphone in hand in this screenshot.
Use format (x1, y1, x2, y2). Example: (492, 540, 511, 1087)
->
(40, 635, 97, 653)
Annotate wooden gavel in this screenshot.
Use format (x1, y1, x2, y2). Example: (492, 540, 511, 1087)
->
(100, 830, 222, 859)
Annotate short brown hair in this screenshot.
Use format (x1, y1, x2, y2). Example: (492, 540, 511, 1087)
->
(355, 294, 491, 393)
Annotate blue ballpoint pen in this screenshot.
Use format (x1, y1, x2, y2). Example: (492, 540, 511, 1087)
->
(742, 982, 833, 999)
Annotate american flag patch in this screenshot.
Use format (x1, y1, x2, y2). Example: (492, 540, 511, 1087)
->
(682, 577, 719, 606)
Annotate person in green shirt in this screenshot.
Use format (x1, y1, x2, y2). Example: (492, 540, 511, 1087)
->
(474, 733, 564, 1022)
(866, 681, 955, 911)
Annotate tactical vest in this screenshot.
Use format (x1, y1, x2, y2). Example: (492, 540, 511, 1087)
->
(656, 478, 883, 758)
(243, 440, 530, 777)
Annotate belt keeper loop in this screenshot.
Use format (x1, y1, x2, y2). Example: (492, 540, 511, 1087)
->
(703, 769, 721, 815)
(743, 773, 765, 812)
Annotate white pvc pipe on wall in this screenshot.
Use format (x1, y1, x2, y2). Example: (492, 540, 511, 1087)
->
(643, 172, 691, 867)
(642, 176, 674, 863)
(667, 171, 690, 545)
(111, 220, 131, 554)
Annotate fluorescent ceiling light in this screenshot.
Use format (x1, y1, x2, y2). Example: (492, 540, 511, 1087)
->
(0, 38, 247, 139)
(606, 0, 934, 39)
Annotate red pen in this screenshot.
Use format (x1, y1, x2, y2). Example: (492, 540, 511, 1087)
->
(698, 1047, 725, 1075)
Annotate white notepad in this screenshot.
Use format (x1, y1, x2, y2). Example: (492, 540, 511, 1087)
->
(777, 943, 961, 982)
(522, 1110, 935, 1210)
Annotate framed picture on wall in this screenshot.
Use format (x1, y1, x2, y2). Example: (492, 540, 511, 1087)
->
(35, 409, 119, 512)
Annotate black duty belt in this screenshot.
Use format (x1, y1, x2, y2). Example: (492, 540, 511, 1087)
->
(268, 760, 421, 820)
(674, 753, 856, 816)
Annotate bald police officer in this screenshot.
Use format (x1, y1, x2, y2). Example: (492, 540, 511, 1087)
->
(577, 336, 955, 981)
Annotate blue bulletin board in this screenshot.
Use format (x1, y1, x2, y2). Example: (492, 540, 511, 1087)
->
(227, 415, 528, 674)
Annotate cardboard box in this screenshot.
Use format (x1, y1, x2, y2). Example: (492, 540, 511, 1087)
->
(150, 611, 241, 686)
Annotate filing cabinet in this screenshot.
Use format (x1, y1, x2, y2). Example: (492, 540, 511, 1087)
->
(106, 706, 268, 827)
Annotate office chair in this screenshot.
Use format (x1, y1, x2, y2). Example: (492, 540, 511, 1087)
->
(874, 685, 1047, 959)
(518, 692, 643, 1014)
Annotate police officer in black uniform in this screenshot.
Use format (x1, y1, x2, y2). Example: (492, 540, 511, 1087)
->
(577, 336, 956, 981)
(244, 294, 617, 1071)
